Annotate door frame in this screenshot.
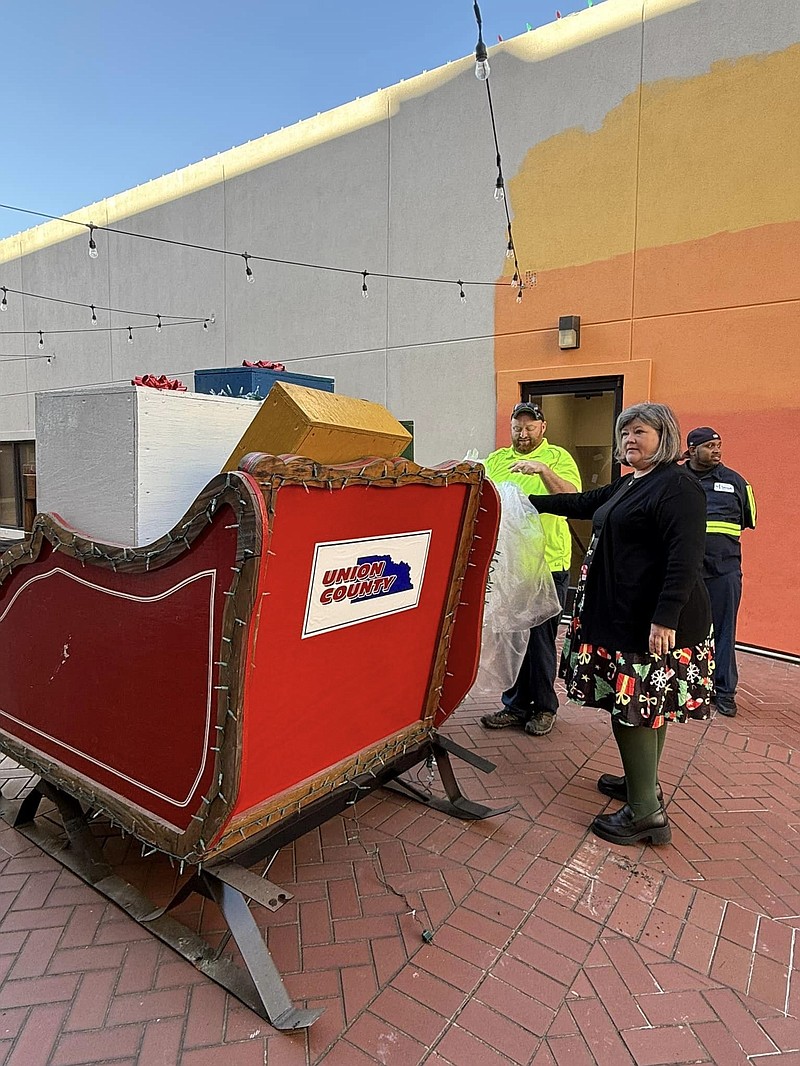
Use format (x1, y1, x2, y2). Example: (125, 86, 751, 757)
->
(519, 374, 625, 480)
(495, 358, 651, 448)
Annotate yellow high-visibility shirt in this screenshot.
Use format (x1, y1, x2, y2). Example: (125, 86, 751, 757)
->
(484, 439, 582, 572)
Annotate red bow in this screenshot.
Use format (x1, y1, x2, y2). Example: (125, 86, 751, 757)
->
(131, 375, 187, 391)
(242, 360, 286, 371)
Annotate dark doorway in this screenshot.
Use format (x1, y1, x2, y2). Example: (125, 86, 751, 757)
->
(0, 441, 35, 532)
(519, 375, 623, 605)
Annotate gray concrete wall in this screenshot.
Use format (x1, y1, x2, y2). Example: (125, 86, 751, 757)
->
(1, 0, 798, 467)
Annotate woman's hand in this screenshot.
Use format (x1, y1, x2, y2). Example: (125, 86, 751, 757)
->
(649, 623, 676, 657)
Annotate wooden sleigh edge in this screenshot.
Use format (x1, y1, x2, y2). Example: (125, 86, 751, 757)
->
(0, 471, 266, 864)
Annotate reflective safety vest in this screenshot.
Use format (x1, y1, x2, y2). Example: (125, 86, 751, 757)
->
(484, 440, 581, 572)
(685, 462, 756, 575)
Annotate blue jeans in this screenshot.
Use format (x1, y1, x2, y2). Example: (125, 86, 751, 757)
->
(502, 570, 570, 720)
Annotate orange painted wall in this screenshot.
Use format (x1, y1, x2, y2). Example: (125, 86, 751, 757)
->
(493, 44, 800, 656)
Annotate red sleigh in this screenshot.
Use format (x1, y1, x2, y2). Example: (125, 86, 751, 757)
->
(0, 454, 503, 1027)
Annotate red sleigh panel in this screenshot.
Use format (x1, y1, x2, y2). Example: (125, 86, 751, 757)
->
(0, 474, 261, 860)
(0, 545, 224, 826)
(236, 481, 470, 809)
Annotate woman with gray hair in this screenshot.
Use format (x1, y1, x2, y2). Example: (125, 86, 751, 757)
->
(531, 402, 712, 846)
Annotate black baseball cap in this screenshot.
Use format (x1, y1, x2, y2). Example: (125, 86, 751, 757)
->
(687, 427, 721, 447)
(511, 402, 545, 421)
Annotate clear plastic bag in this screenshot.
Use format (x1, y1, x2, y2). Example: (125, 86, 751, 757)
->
(470, 482, 561, 697)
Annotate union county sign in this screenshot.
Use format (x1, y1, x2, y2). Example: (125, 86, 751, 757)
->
(301, 531, 431, 638)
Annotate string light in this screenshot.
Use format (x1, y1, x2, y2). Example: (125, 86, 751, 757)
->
(38, 331, 44, 349)
(90, 304, 97, 325)
(0, 287, 7, 311)
(0, 284, 205, 326)
(155, 314, 163, 333)
(243, 253, 254, 284)
(87, 224, 99, 259)
(471, 4, 527, 309)
(0, 319, 203, 341)
(0, 202, 525, 296)
(127, 326, 134, 344)
(473, 1, 490, 80)
(0, 352, 53, 362)
(361, 271, 369, 299)
(458, 280, 466, 303)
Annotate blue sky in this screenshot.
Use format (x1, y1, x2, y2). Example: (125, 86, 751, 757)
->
(2, 0, 601, 241)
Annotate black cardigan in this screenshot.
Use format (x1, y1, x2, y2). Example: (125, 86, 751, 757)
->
(531, 463, 711, 653)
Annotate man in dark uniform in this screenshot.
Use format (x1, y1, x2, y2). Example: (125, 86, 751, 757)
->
(685, 427, 756, 718)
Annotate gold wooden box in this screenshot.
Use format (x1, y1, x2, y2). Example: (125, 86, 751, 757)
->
(223, 382, 412, 470)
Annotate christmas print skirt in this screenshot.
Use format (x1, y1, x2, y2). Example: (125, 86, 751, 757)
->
(559, 537, 714, 728)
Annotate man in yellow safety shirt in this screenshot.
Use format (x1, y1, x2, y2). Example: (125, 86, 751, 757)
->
(481, 402, 581, 736)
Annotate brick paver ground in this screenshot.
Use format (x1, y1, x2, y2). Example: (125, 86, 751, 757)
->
(0, 649, 797, 1064)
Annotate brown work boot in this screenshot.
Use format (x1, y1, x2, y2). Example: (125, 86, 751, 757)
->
(480, 709, 524, 729)
(524, 711, 556, 736)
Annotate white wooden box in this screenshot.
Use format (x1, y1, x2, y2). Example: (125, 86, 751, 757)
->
(36, 385, 260, 546)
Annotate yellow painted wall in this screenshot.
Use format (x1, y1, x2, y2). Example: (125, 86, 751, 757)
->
(495, 44, 800, 655)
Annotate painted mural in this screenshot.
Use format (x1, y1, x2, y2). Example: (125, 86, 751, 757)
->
(495, 44, 800, 654)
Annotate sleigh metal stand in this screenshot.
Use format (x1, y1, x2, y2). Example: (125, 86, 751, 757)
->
(2, 732, 511, 1031)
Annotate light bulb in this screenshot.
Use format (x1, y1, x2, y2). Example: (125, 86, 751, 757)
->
(510, 272, 519, 287)
(494, 183, 505, 203)
(474, 32, 490, 81)
(38, 331, 44, 349)
(0, 288, 7, 311)
(90, 304, 97, 325)
(458, 282, 466, 303)
(127, 326, 134, 344)
(516, 288, 523, 304)
(88, 225, 99, 259)
(155, 315, 163, 333)
(243, 253, 254, 284)
(361, 272, 369, 299)
(203, 320, 208, 331)
(246, 268, 255, 284)
(505, 242, 514, 259)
